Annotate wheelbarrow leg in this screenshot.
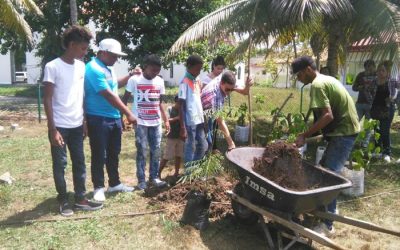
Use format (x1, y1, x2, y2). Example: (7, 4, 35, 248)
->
(258, 215, 275, 249)
(228, 190, 347, 250)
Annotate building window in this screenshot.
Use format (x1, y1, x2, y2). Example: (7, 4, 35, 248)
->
(237, 66, 241, 80)
(170, 63, 173, 78)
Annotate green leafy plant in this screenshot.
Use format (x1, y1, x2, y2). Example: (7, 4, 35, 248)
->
(269, 109, 306, 143)
(350, 119, 380, 170)
(234, 103, 248, 127)
(179, 153, 225, 188)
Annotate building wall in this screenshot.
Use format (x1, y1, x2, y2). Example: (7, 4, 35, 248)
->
(26, 49, 41, 84)
(0, 52, 12, 84)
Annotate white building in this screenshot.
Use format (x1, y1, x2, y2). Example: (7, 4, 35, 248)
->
(0, 52, 12, 84)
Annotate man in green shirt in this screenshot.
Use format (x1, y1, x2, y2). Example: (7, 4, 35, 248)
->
(292, 56, 360, 237)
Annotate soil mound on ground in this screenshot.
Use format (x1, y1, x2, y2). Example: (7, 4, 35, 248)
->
(252, 141, 311, 191)
(149, 176, 236, 220)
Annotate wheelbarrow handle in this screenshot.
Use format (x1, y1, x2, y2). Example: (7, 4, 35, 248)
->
(305, 135, 324, 144)
(311, 210, 400, 237)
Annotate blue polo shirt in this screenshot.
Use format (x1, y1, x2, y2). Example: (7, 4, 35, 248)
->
(178, 72, 204, 126)
(84, 57, 120, 118)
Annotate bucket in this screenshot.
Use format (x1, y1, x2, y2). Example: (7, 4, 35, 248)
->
(315, 146, 326, 165)
(298, 143, 307, 158)
(235, 125, 249, 143)
(341, 167, 364, 197)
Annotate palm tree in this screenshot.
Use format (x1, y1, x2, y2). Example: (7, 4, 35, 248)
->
(0, 0, 43, 46)
(169, 0, 400, 76)
(69, 0, 78, 25)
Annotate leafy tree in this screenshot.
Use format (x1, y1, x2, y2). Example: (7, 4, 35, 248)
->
(171, 39, 235, 71)
(169, 0, 400, 77)
(81, 0, 229, 66)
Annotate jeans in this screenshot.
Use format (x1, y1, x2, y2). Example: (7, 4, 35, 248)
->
(50, 126, 86, 203)
(356, 103, 372, 146)
(377, 104, 395, 156)
(206, 118, 218, 152)
(184, 123, 207, 165)
(321, 134, 357, 229)
(87, 115, 122, 189)
(135, 124, 162, 183)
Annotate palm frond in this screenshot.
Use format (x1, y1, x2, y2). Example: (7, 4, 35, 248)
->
(168, 0, 252, 55)
(18, 0, 43, 16)
(0, 0, 33, 45)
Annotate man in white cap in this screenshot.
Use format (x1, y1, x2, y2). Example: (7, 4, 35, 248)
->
(84, 38, 137, 202)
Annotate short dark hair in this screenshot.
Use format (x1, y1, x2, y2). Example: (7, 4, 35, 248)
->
(186, 55, 203, 69)
(143, 54, 162, 67)
(291, 56, 317, 74)
(174, 95, 179, 102)
(221, 71, 236, 85)
(364, 59, 375, 68)
(211, 56, 225, 71)
(378, 60, 393, 73)
(62, 25, 93, 49)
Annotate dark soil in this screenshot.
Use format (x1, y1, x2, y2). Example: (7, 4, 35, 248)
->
(252, 141, 318, 191)
(148, 175, 236, 220)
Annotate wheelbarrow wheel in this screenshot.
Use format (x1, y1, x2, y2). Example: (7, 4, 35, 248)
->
(232, 183, 259, 225)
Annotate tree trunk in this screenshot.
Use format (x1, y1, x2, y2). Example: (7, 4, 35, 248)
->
(326, 25, 342, 77)
(292, 37, 297, 58)
(70, 0, 78, 25)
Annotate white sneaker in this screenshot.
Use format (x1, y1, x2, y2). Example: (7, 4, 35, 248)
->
(383, 155, 391, 163)
(150, 178, 167, 188)
(107, 183, 134, 193)
(313, 223, 335, 237)
(93, 188, 105, 202)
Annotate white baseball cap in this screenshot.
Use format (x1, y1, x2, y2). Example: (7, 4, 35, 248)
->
(98, 38, 127, 56)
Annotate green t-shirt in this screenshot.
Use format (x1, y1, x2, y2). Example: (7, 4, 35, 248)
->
(309, 74, 360, 137)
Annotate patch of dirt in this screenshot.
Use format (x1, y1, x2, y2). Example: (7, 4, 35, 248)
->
(148, 175, 236, 221)
(252, 141, 312, 191)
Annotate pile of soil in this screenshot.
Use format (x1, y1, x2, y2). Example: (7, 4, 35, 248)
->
(149, 175, 236, 220)
(252, 141, 310, 191)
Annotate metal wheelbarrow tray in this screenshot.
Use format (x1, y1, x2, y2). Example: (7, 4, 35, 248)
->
(226, 147, 352, 214)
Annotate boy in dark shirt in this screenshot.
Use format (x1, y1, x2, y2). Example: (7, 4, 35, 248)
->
(159, 96, 184, 177)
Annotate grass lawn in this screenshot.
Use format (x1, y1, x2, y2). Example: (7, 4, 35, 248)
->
(0, 86, 399, 249)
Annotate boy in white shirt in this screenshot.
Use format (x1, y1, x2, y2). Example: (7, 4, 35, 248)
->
(43, 25, 103, 216)
(122, 55, 170, 190)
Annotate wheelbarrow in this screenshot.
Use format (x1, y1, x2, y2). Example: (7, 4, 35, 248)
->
(225, 147, 400, 250)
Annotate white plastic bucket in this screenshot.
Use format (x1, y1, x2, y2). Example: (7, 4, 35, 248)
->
(234, 125, 249, 143)
(341, 167, 364, 197)
(315, 146, 326, 165)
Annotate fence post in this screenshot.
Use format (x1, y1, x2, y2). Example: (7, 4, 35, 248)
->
(37, 83, 41, 123)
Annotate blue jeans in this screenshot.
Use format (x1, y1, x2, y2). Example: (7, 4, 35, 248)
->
(50, 126, 86, 203)
(321, 134, 357, 229)
(377, 104, 395, 156)
(135, 124, 162, 183)
(184, 123, 207, 165)
(87, 115, 122, 189)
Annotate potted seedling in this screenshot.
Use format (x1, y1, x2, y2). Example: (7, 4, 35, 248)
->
(179, 153, 225, 230)
(342, 119, 380, 197)
(234, 103, 250, 143)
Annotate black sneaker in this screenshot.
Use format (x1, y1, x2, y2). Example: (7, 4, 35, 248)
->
(59, 201, 74, 216)
(74, 199, 103, 211)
